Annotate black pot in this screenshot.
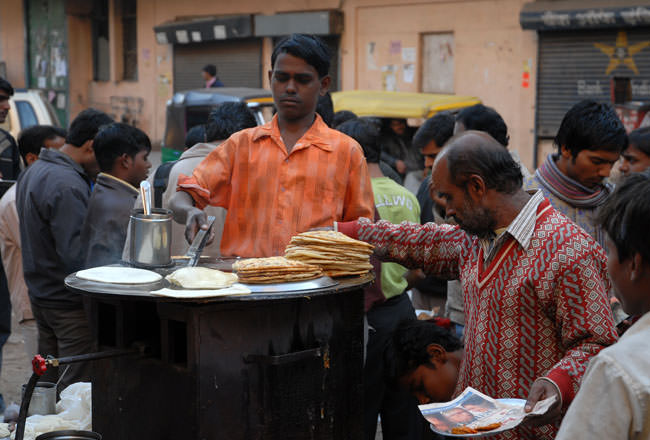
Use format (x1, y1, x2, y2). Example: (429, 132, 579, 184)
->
(35, 431, 101, 440)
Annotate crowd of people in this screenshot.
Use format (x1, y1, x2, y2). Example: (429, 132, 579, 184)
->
(0, 32, 648, 439)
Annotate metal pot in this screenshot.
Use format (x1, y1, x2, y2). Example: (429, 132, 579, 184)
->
(36, 431, 101, 440)
(21, 381, 56, 416)
(128, 208, 172, 268)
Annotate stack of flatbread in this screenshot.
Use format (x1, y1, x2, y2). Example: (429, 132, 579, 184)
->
(233, 256, 323, 284)
(285, 230, 374, 278)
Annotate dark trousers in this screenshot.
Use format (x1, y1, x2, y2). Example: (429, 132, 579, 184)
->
(30, 303, 93, 392)
(0, 261, 10, 412)
(365, 293, 434, 440)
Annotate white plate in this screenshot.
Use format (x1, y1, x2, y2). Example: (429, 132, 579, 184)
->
(76, 266, 162, 284)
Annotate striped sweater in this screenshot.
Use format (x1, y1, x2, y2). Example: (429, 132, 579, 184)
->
(338, 199, 618, 439)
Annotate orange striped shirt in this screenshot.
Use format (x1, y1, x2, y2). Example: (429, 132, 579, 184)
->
(177, 114, 375, 257)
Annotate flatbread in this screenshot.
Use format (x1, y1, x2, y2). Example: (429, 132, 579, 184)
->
(76, 266, 162, 284)
(233, 257, 320, 272)
(166, 267, 238, 289)
(290, 230, 374, 250)
(234, 256, 323, 284)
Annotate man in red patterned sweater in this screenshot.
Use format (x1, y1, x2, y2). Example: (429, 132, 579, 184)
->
(336, 131, 618, 439)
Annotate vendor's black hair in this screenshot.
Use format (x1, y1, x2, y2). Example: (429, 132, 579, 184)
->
(0, 77, 14, 96)
(336, 118, 381, 164)
(202, 64, 217, 77)
(456, 104, 509, 147)
(333, 110, 357, 129)
(205, 102, 257, 143)
(185, 125, 206, 148)
(65, 108, 113, 147)
(271, 34, 331, 78)
(555, 100, 627, 158)
(627, 126, 650, 157)
(385, 319, 462, 382)
(93, 122, 150, 172)
(598, 169, 650, 262)
(17, 125, 66, 163)
(412, 112, 455, 151)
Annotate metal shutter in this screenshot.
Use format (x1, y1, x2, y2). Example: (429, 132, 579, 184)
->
(173, 39, 262, 92)
(537, 28, 650, 138)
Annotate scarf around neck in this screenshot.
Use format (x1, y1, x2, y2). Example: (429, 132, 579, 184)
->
(536, 154, 612, 209)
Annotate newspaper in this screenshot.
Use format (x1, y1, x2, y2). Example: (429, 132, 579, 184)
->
(418, 387, 557, 437)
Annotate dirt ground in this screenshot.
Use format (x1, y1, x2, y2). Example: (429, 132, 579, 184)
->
(1, 313, 33, 408)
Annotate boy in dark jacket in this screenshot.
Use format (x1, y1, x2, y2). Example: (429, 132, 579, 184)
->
(81, 123, 151, 268)
(16, 108, 113, 390)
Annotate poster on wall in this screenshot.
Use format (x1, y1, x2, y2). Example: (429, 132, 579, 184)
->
(367, 42, 378, 70)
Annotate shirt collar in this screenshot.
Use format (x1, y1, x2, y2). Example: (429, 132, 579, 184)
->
(251, 113, 334, 153)
(97, 172, 139, 194)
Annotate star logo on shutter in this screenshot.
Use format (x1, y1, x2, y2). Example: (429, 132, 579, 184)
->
(594, 31, 650, 75)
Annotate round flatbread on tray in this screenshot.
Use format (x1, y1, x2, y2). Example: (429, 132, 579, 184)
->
(76, 266, 162, 284)
(233, 256, 323, 284)
(166, 267, 238, 289)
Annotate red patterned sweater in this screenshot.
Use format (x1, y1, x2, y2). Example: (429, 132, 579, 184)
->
(338, 199, 618, 439)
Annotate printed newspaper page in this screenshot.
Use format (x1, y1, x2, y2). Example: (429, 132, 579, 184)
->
(418, 387, 556, 437)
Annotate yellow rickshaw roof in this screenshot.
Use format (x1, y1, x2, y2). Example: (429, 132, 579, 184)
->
(331, 90, 481, 119)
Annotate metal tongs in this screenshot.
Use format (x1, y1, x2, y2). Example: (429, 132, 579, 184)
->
(186, 215, 216, 266)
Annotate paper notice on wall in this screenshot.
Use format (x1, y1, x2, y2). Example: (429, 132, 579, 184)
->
(367, 42, 378, 70)
(37, 77, 46, 89)
(403, 64, 415, 83)
(402, 47, 416, 63)
(55, 59, 67, 77)
(155, 32, 168, 45)
(382, 65, 397, 91)
(191, 31, 202, 42)
(56, 93, 66, 109)
(390, 40, 402, 55)
(175, 30, 189, 44)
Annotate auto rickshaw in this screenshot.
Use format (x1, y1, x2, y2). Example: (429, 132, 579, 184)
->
(162, 87, 274, 162)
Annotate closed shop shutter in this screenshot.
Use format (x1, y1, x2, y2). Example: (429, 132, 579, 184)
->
(173, 38, 262, 92)
(537, 28, 650, 138)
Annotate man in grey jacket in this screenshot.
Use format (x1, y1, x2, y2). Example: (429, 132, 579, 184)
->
(16, 108, 113, 390)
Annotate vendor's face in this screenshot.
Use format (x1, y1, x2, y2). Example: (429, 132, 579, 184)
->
(560, 147, 620, 189)
(431, 157, 496, 238)
(620, 145, 650, 175)
(606, 235, 645, 316)
(269, 53, 329, 123)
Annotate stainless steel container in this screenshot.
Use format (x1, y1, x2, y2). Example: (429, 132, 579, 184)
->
(21, 381, 56, 416)
(128, 208, 172, 268)
(36, 431, 101, 440)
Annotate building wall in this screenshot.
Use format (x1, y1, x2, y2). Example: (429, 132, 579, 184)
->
(0, 0, 27, 88)
(42, 0, 536, 168)
(341, 0, 537, 169)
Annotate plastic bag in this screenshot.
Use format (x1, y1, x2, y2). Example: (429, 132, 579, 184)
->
(11, 382, 91, 440)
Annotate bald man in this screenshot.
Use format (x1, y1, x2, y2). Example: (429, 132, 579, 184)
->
(335, 131, 618, 440)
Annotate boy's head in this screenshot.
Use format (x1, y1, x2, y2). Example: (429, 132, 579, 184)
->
(17, 125, 66, 166)
(454, 104, 509, 147)
(598, 170, 650, 316)
(185, 125, 206, 149)
(93, 122, 152, 187)
(386, 319, 463, 404)
(65, 108, 114, 177)
(336, 119, 381, 164)
(205, 101, 257, 143)
(269, 34, 331, 123)
(620, 126, 650, 175)
(0, 77, 14, 124)
(554, 100, 627, 188)
(413, 112, 455, 169)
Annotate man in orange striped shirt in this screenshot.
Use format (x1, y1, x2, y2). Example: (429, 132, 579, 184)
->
(171, 34, 374, 257)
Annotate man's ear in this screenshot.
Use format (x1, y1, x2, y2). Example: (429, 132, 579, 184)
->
(25, 152, 39, 166)
(426, 343, 447, 365)
(320, 75, 331, 96)
(267, 70, 273, 85)
(560, 144, 572, 160)
(466, 174, 486, 199)
(630, 252, 645, 282)
(120, 153, 132, 169)
(82, 139, 94, 153)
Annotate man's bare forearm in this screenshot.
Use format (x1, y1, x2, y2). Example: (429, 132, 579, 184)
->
(169, 191, 196, 224)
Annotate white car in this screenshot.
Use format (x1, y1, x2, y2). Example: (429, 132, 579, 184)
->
(0, 89, 61, 140)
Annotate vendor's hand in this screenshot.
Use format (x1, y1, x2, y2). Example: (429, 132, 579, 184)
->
(395, 160, 407, 174)
(522, 378, 562, 427)
(184, 208, 214, 244)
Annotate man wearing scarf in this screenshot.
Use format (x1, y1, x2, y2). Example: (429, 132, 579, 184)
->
(525, 100, 627, 251)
